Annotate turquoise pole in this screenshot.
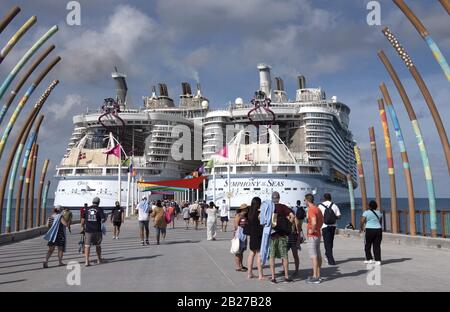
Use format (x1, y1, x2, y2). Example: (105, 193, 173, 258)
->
(41, 180, 51, 225)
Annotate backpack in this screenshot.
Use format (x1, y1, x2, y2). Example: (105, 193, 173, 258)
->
(295, 205, 306, 220)
(164, 210, 172, 223)
(271, 213, 292, 235)
(321, 202, 337, 225)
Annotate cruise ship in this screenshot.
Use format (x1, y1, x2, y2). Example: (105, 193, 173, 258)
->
(203, 64, 357, 208)
(53, 69, 207, 209)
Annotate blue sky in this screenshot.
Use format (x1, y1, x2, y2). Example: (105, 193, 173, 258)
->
(0, 0, 448, 199)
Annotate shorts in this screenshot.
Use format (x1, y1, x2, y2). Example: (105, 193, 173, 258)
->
(307, 237, 322, 259)
(220, 216, 229, 222)
(113, 221, 122, 228)
(183, 218, 190, 221)
(287, 232, 299, 250)
(155, 227, 166, 236)
(139, 221, 149, 231)
(85, 232, 102, 246)
(269, 236, 288, 259)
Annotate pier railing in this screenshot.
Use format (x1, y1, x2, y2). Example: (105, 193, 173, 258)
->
(383, 209, 449, 238)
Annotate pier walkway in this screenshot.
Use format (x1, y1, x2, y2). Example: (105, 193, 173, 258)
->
(0, 218, 449, 292)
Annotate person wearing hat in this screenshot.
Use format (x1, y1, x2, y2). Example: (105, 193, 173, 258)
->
(206, 202, 218, 240)
(81, 197, 106, 267)
(233, 203, 249, 272)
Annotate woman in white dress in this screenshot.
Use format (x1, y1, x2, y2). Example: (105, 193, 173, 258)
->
(206, 202, 218, 240)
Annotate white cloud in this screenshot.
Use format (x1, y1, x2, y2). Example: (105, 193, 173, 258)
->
(46, 94, 86, 120)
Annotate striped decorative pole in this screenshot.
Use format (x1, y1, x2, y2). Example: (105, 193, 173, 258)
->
(378, 50, 437, 237)
(0, 16, 37, 64)
(382, 27, 450, 173)
(439, 0, 450, 14)
(380, 83, 416, 235)
(347, 174, 356, 227)
(12, 115, 44, 232)
(353, 145, 368, 211)
(41, 180, 51, 225)
(23, 143, 36, 230)
(378, 99, 398, 233)
(369, 127, 382, 211)
(0, 45, 55, 126)
(0, 25, 58, 109)
(0, 6, 20, 34)
(0, 57, 61, 160)
(36, 159, 49, 226)
(0, 80, 58, 233)
(393, 0, 450, 82)
(28, 144, 39, 228)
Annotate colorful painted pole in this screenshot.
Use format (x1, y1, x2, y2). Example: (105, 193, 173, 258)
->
(0, 25, 58, 108)
(347, 174, 356, 227)
(393, 0, 450, 82)
(378, 50, 437, 237)
(0, 45, 55, 126)
(0, 80, 58, 233)
(369, 127, 382, 211)
(41, 180, 50, 225)
(0, 56, 61, 160)
(37, 158, 50, 225)
(353, 145, 368, 212)
(439, 0, 450, 14)
(380, 83, 416, 235)
(0, 6, 20, 34)
(378, 99, 398, 233)
(23, 143, 35, 230)
(13, 115, 44, 232)
(382, 27, 450, 173)
(0, 16, 37, 64)
(29, 144, 39, 228)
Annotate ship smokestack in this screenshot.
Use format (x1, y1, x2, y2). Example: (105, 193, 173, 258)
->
(297, 75, 306, 89)
(274, 77, 284, 91)
(158, 83, 168, 97)
(112, 67, 128, 106)
(257, 63, 271, 97)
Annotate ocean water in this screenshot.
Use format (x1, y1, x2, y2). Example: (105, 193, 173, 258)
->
(336, 197, 450, 237)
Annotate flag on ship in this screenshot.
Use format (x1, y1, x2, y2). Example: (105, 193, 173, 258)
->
(103, 144, 121, 158)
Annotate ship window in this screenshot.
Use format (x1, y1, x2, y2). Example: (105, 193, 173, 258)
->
(301, 188, 305, 191)
(293, 188, 297, 190)
(254, 188, 261, 191)
(244, 188, 250, 190)
(218, 188, 223, 191)
(285, 188, 291, 190)
(61, 189, 65, 192)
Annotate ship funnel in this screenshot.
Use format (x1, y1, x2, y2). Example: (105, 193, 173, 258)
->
(297, 75, 306, 89)
(274, 77, 284, 91)
(112, 67, 128, 105)
(181, 82, 192, 96)
(158, 83, 168, 97)
(257, 63, 271, 97)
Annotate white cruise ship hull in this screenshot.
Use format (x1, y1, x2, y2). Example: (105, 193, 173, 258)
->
(206, 174, 349, 208)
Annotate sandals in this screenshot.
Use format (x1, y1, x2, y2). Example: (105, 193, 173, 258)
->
(235, 267, 248, 272)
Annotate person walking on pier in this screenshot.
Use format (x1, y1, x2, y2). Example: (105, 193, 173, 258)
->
(43, 207, 68, 268)
(219, 199, 230, 232)
(62, 206, 73, 234)
(151, 200, 167, 245)
(81, 197, 106, 267)
(305, 193, 324, 284)
(189, 201, 200, 230)
(206, 201, 218, 240)
(360, 200, 383, 265)
(319, 193, 341, 265)
(111, 201, 124, 239)
(287, 202, 305, 278)
(246, 197, 264, 280)
(136, 196, 150, 246)
(182, 203, 190, 229)
(233, 204, 249, 272)
(269, 192, 295, 284)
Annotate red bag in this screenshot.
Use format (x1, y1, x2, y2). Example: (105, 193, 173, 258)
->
(164, 210, 172, 224)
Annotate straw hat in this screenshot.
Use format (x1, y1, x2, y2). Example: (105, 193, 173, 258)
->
(237, 203, 249, 212)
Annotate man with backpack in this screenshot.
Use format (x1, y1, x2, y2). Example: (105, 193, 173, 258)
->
(286, 200, 306, 277)
(318, 193, 341, 266)
(81, 197, 107, 267)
